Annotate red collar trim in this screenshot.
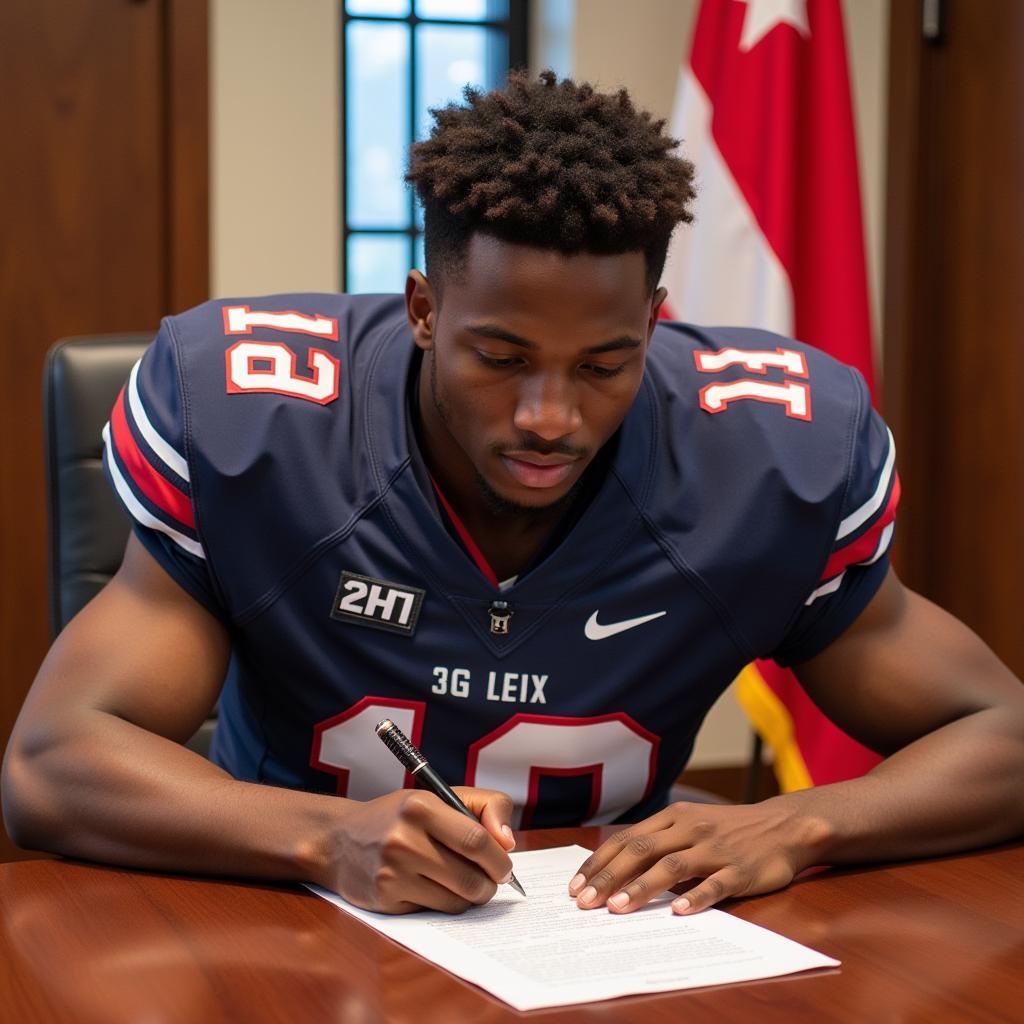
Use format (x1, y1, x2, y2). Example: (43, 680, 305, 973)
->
(428, 474, 500, 589)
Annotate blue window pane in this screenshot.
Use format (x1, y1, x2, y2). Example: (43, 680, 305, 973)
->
(347, 22, 410, 229)
(347, 234, 411, 293)
(415, 25, 507, 140)
(416, 0, 508, 21)
(414, 233, 426, 274)
(347, 0, 411, 15)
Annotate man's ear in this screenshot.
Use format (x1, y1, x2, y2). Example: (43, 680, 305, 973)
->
(405, 270, 437, 352)
(647, 286, 668, 338)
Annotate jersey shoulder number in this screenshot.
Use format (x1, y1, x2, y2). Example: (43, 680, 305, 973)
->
(694, 346, 812, 421)
(222, 303, 341, 405)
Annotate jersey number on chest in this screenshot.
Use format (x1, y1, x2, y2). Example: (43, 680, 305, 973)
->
(310, 697, 660, 828)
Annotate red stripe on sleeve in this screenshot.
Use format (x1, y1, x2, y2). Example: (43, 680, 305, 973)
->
(820, 473, 900, 582)
(110, 387, 196, 529)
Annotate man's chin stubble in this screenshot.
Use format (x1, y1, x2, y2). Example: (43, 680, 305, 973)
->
(474, 468, 586, 520)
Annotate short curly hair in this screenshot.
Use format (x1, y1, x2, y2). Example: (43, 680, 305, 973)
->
(406, 69, 696, 295)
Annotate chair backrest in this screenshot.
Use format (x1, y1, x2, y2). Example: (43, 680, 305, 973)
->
(43, 335, 151, 634)
(43, 335, 217, 755)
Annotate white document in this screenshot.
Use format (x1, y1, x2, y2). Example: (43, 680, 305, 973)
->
(306, 845, 839, 1011)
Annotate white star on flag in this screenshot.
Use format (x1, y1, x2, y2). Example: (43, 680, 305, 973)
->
(736, 0, 810, 51)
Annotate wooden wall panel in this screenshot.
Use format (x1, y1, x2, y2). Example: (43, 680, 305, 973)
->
(0, 0, 208, 862)
(885, 0, 1024, 677)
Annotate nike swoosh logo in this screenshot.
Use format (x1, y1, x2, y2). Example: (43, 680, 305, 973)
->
(584, 610, 667, 640)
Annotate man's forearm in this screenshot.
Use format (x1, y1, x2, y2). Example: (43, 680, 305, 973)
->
(2, 709, 342, 885)
(773, 708, 1024, 869)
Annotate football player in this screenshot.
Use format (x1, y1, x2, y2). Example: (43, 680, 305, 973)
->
(4, 72, 1023, 917)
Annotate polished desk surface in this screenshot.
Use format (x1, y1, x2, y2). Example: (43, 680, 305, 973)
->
(1, 829, 1021, 1023)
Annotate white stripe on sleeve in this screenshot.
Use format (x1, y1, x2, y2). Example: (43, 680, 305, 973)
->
(862, 522, 895, 566)
(805, 572, 845, 607)
(103, 423, 205, 559)
(127, 359, 190, 482)
(836, 427, 895, 541)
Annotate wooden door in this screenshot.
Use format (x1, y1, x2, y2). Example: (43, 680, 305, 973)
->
(885, 0, 1024, 677)
(0, 0, 207, 861)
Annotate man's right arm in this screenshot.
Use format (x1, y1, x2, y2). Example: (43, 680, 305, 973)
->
(1, 534, 514, 913)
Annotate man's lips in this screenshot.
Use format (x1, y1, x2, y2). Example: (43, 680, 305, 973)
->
(499, 453, 579, 489)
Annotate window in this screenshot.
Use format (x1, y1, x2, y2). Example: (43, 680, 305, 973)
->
(342, 0, 528, 292)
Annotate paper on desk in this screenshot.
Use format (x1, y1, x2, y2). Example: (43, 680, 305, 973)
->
(306, 844, 838, 1011)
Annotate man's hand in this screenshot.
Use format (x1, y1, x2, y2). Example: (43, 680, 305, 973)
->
(318, 786, 517, 915)
(568, 799, 830, 915)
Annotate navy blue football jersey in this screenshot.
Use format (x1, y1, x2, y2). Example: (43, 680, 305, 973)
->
(102, 293, 898, 827)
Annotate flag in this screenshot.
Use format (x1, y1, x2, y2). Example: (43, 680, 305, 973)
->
(661, 0, 882, 790)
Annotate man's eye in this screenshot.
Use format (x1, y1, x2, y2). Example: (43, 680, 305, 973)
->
(583, 363, 625, 379)
(475, 352, 520, 369)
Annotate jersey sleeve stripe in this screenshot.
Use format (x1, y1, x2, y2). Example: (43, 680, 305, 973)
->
(110, 388, 196, 529)
(864, 521, 895, 566)
(128, 358, 190, 482)
(805, 572, 845, 606)
(805, 520, 894, 608)
(102, 424, 206, 560)
(820, 473, 900, 581)
(836, 426, 895, 541)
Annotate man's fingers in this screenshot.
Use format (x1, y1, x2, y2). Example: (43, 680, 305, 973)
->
(568, 817, 670, 897)
(672, 866, 744, 915)
(380, 824, 499, 908)
(401, 874, 477, 915)
(457, 787, 517, 851)
(604, 854, 697, 914)
(413, 792, 513, 884)
(572, 824, 678, 907)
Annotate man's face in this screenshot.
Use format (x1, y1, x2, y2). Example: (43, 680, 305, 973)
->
(407, 234, 665, 514)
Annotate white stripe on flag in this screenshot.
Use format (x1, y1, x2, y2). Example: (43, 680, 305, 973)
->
(103, 423, 205, 559)
(836, 428, 896, 540)
(128, 359, 190, 482)
(660, 67, 793, 331)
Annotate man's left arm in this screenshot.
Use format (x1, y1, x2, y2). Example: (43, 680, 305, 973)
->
(568, 568, 1024, 915)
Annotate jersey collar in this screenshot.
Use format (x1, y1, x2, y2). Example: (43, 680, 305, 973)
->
(363, 320, 658, 653)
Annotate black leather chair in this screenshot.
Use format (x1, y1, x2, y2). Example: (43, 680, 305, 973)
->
(43, 335, 218, 755)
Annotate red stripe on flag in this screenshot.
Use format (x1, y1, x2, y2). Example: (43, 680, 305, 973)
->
(820, 473, 901, 581)
(110, 387, 195, 529)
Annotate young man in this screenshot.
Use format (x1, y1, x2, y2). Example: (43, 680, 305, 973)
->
(4, 72, 1023, 917)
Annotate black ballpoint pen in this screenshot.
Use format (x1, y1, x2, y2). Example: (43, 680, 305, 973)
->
(374, 719, 527, 897)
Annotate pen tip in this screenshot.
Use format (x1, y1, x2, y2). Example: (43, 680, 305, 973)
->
(508, 874, 527, 897)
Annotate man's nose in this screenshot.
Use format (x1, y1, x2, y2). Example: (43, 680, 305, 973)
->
(512, 373, 583, 440)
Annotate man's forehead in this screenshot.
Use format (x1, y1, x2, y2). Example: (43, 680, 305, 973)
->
(442, 234, 650, 315)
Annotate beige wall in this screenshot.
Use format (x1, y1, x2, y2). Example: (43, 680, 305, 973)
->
(211, 0, 890, 769)
(211, 0, 340, 298)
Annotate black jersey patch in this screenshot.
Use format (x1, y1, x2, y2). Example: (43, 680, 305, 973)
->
(331, 571, 425, 635)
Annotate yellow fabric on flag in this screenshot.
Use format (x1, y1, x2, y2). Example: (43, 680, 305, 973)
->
(735, 663, 813, 793)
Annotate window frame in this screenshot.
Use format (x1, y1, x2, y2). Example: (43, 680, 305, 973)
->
(340, 0, 529, 292)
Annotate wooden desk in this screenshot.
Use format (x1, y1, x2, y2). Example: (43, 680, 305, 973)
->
(1, 829, 1021, 1023)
